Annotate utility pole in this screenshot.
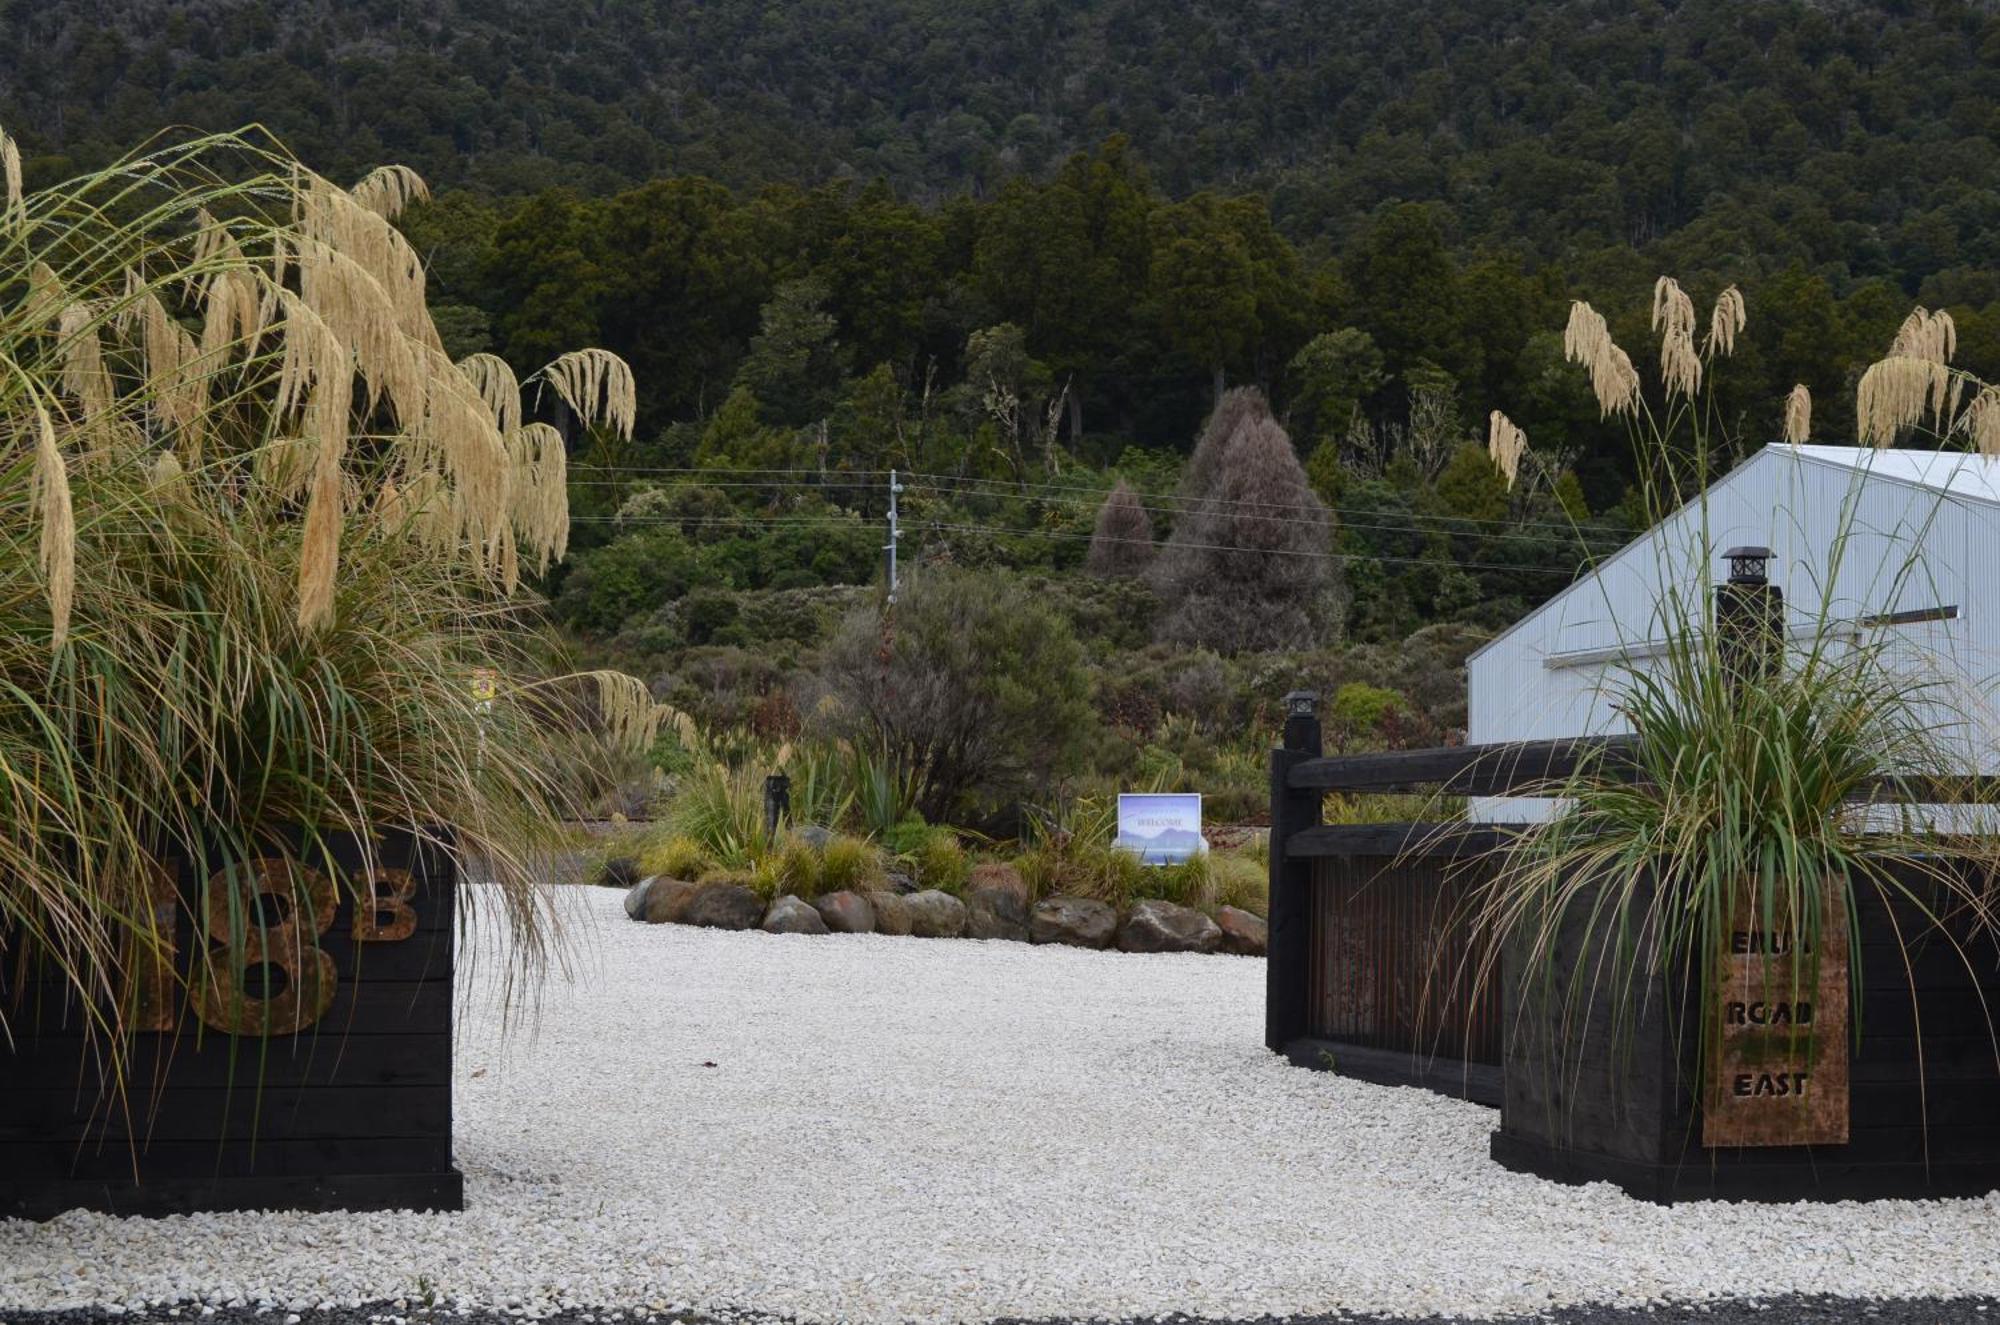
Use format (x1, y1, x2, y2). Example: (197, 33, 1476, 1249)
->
(885, 468, 904, 604)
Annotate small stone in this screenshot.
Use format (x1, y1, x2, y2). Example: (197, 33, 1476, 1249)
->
(1117, 898, 1222, 954)
(1214, 905, 1268, 956)
(1029, 894, 1118, 948)
(812, 890, 876, 934)
(903, 888, 968, 938)
(762, 894, 829, 934)
(793, 824, 835, 850)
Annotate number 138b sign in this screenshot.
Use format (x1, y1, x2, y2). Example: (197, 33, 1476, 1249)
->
(132, 847, 431, 1038)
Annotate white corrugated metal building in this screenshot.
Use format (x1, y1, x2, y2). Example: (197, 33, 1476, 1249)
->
(1467, 444, 2000, 821)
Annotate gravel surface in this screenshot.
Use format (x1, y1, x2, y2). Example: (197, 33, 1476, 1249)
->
(6, 886, 2000, 1323)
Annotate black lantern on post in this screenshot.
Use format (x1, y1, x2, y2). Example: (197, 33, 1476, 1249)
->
(1716, 545, 1782, 690)
(1282, 690, 1321, 754)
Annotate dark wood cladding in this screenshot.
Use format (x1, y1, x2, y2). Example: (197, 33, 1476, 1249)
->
(1301, 850, 1502, 1104)
(0, 827, 463, 1219)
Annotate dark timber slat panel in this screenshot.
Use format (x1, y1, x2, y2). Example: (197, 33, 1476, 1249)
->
(1299, 847, 1501, 1104)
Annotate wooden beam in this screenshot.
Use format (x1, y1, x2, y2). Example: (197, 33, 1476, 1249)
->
(1285, 822, 1518, 859)
(1287, 736, 1640, 796)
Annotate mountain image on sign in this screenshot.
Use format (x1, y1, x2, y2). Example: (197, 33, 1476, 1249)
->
(1115, 794, 1206, 864)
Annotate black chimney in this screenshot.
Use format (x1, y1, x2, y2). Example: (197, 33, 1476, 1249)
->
(1716, 545, 1782, 688)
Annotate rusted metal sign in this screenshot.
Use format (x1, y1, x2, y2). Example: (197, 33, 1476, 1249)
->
(1703, 890, 1850, 1148)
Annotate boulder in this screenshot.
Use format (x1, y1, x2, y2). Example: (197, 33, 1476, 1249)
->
(904, 889, 969, 938)
(622, 875, 656, 920)
(813, 890, 876, 934)
(639, 877, 702, 925)
(964, 864, 1030, 941)
(763, 894, 830, 935)
(794, 825, 835, 850)
(1215, 905, 1268, 956)
(866, 890, 914, 935)
(1029, 895, 1118, 949)
(1117, 898, 1223, 954)
(683, 881, 765, 931)
(599, 855, 641, 890)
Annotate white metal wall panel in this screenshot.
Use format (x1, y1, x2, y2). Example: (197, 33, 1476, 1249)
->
(1468, 447, 2000, 820)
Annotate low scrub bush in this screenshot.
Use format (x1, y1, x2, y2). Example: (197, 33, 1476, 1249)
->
(903, 829, 970, 894)
(669, 762, 770, 866)
(639, 833, 714, 882)
(767, 834, 823, 896)
(818, 834, 884, 893)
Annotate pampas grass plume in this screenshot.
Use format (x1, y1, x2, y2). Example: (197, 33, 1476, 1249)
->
(1487, 410, 1527, 489)
(1783, 384, 1811, 445)
(1705, 286, 1746, 358)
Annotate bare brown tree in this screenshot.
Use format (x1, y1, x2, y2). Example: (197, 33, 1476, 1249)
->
(1154, 398, 1344, 652)
(1085, 480, 1155, 577)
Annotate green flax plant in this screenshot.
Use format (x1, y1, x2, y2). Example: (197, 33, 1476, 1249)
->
(1454, 280, 2000, 1111)
(0, 125, 657, 1080)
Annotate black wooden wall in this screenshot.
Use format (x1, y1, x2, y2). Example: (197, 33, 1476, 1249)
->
(0, 828, 462, 1218)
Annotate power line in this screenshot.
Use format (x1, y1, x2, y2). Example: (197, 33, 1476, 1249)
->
(575, 511, 1588, 577)
(561, 463, 1629, 539)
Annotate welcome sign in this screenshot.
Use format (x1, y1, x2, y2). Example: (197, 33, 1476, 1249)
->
(1115, 793, 1206, 864)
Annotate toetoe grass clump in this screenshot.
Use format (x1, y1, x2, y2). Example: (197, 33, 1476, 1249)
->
(0, 124, 654, 1069)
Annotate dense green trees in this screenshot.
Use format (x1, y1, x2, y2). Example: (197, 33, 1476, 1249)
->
(34, 0, 2000, 677)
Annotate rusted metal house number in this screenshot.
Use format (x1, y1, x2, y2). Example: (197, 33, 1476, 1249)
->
(134, 858, 421, 1037)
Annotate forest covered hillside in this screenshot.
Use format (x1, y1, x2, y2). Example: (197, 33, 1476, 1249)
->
(7, 0, 2000, 281)
(12, 0, 2000, 807)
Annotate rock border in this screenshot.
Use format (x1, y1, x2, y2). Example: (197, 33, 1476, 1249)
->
(621, 874, 1264, 956)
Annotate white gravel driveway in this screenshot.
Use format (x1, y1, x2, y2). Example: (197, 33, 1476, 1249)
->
(7, 884, 2000, 1322)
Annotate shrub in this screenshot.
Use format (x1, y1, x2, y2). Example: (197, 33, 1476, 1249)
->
(669, 762, 769, 866)
(880, 816, 936, 857)
(815, 568, 1094, 821)
(818, 834, 884, 893)
(639, 834, 715, 882)
(904, 830, 970, 894)
(1210, 853, 1269, 913)
(767, 834, 823, 895)
(1085, 480, 1156, 577)
(1329, 681, 1407, 741)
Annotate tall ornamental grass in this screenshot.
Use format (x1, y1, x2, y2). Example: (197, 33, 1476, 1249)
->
(0, 126, 656, 1064)
(1455, 277, 2000, 1108)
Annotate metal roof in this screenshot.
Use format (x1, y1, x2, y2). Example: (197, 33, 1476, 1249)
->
(1465, 444, 2000, 664)
(1783, 443, 2000, 505)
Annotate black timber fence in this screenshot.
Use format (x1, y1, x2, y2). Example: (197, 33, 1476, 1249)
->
(1265, 697, 1634, 1105)
(1263, 698, 1995, 1110)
